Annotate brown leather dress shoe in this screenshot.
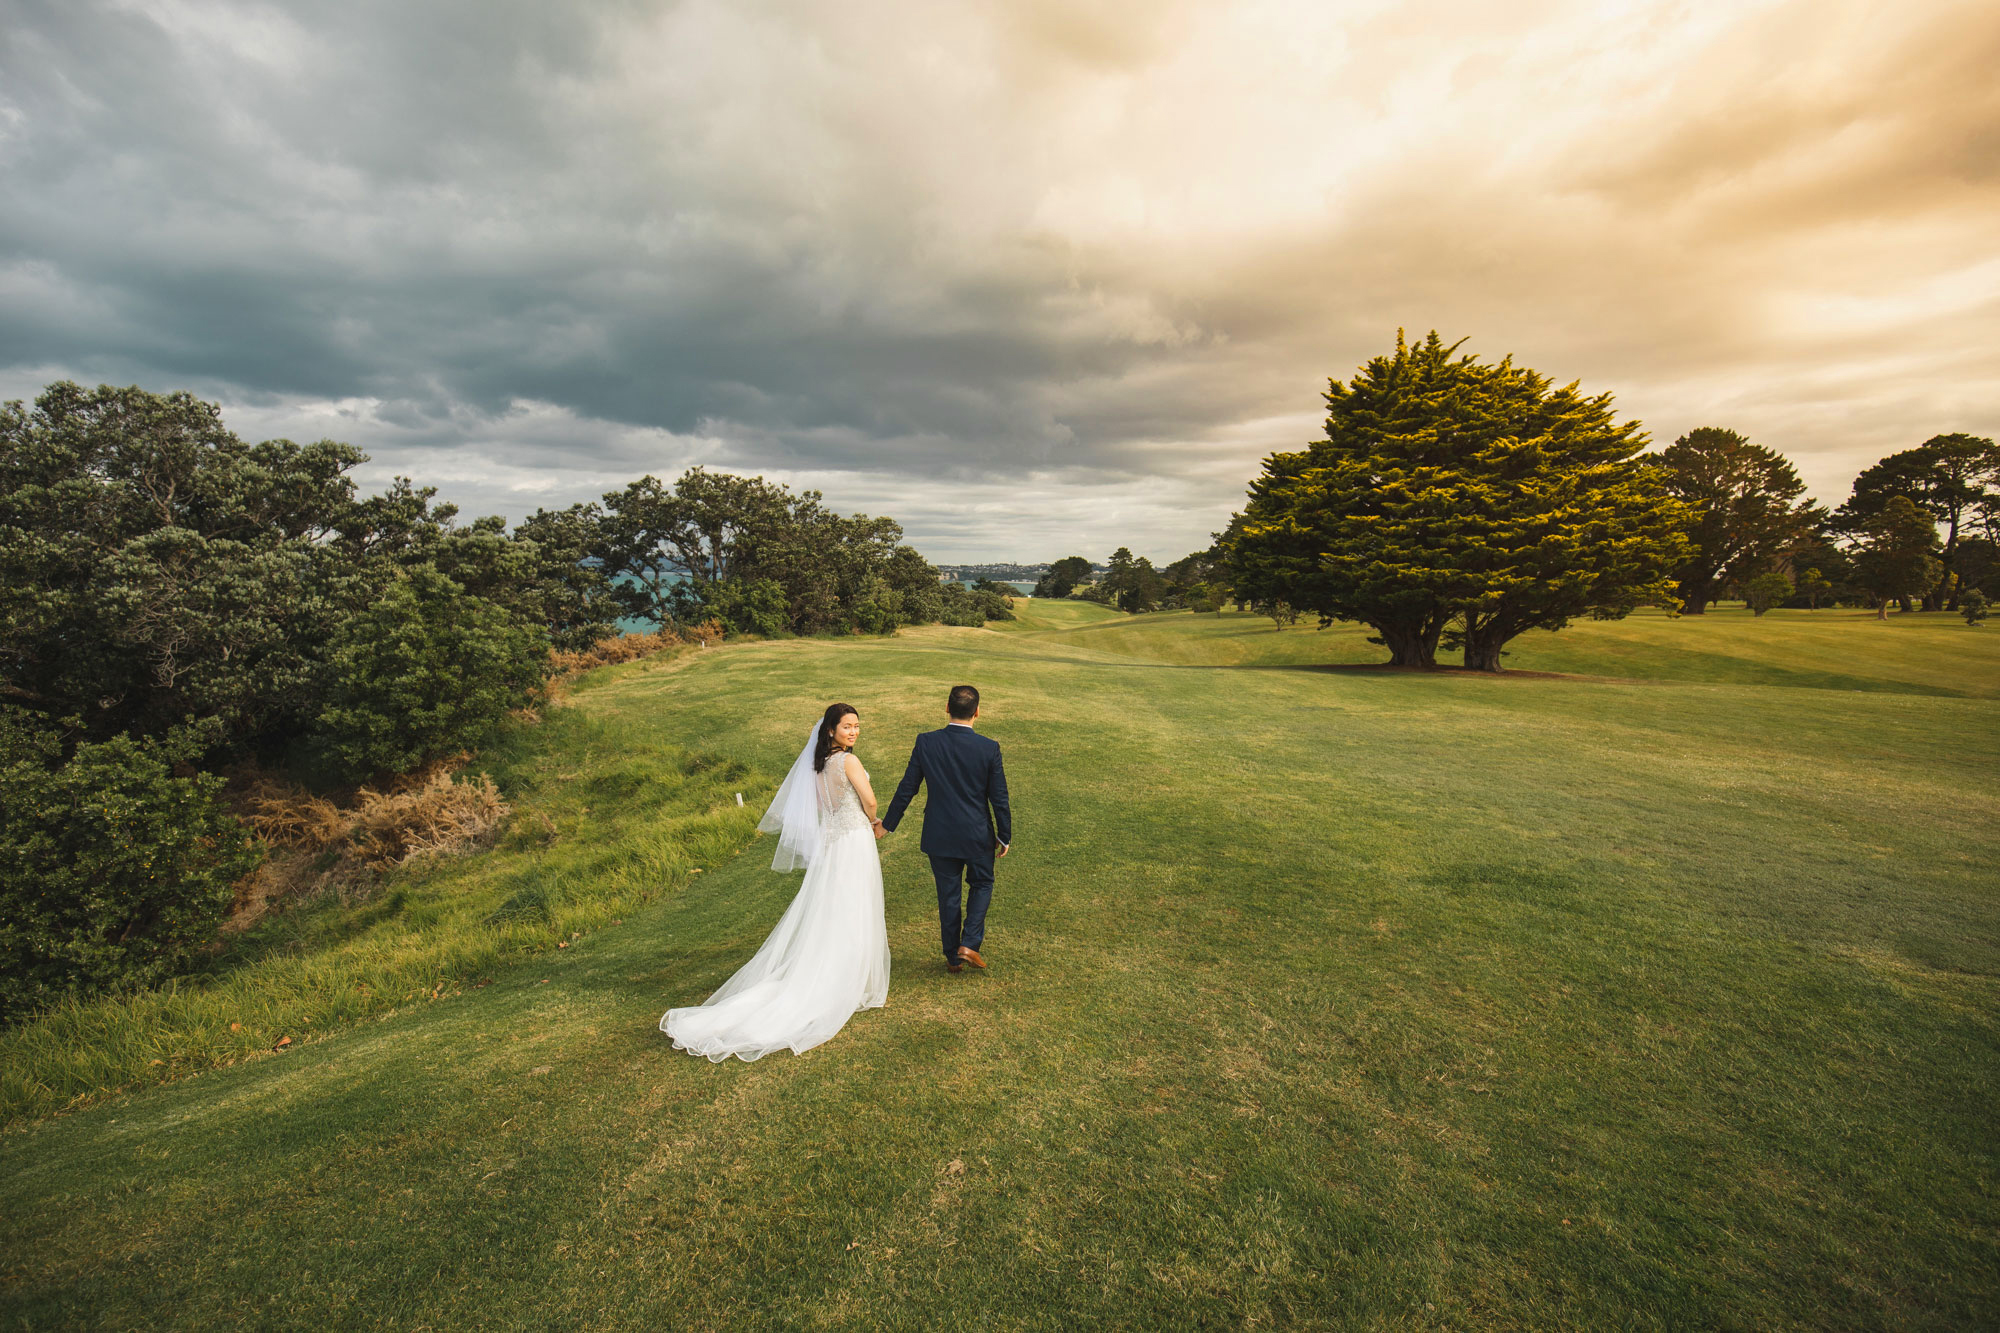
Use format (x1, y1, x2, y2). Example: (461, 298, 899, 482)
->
(957, 946, 987, 969)
(947, 960, 964, 973)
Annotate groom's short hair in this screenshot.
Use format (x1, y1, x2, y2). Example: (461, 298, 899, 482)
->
(947, 685, 979, 720)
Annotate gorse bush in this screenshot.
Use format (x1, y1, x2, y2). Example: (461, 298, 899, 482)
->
(0, 712, 259, 1022)
(310, 566, 548, 783)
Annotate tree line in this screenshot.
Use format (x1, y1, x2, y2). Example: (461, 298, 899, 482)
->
(0, 381, 1008, 1019)
(584, 469, 1012, 636)
(1658, 426, 1994, 621)
(1031, 550, 1229, 614)
(1044, 332, 1996, 665)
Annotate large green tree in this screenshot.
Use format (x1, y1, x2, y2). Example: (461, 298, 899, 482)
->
(1162, 547, 1229, 610)
(1832, 434, 1999, 609)
(598, 468, 795, 627)
(506, 503, 621, 651)
(1223, 331, 1690, 670)
(598, 468, 934, 636)
(1658, 427, 1822, 615)
(735, 499, 905, 635)
(1100, 547, 1166, 613)
(310, 565, 547, 782)
(1, 381, 594, 755)
(1, 383, 357, 745)
(1033, 556, 1093, 599)
(1850, 496, 1944, 620)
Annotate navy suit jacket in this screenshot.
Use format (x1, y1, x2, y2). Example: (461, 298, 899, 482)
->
(882, 725, 1012, 860)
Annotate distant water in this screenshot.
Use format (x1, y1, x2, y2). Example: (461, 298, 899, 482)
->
(612, 569, 671, 634)
(961, 580, 1036, 594)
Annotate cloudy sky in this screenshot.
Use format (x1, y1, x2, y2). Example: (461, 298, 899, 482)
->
(3, 0, 1995, 562)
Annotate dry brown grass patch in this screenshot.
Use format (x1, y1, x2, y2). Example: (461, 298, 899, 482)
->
(541, 626, 711, 706)
(225, 758, 513, 925)
(547, 625, 712, 679)
(348, 767, 508, 868)
(241, 779, 347, 850)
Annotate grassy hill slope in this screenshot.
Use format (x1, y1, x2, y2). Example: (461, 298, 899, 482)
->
(3, 605, 1996, 1330)
(1005, 601, 1999, 697)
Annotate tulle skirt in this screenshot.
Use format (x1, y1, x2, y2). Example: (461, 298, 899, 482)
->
(661, 826, 889, 1062)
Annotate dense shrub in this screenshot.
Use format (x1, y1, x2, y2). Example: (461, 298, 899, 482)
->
(0, 713, 259, 1021)
(851, 575, 904, 635)
(0, 382, 623, 759)
(697, 578, 790, 637)
(969, 580, 1020, 621)
(894, 579, 946, 626)
(1744, 572, 1794, 616)
(939, 581, 1012, 626)
(310, 566, 548, 782)
(0, 383, 357, 749)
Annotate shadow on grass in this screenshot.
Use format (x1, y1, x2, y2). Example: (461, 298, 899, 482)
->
(1212, 658, 1972, 696)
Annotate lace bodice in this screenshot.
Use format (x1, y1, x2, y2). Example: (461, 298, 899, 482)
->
(817, 755, 872, 840)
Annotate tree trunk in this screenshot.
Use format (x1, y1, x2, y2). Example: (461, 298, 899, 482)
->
(1461, 620, 1512, 671)
(1677, 566, 1720, 615)
(1377, 622, 1439, 668)
(1937, 524, 1961, 611)
(1897, 595, 1913, 613)
(1463, 638, 1505, 671)
(1877, 597, 1890, 620)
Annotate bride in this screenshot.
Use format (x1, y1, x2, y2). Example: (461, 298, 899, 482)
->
(661, 703, 890, 1062)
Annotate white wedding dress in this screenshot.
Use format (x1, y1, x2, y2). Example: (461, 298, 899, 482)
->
(661, 752, 889, 1062)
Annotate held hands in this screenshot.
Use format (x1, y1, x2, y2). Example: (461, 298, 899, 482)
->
(996, 841, 1009, 858)
(871, 817, 886, 840)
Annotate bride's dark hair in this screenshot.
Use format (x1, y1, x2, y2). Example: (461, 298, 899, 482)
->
(812, 703, 857, 772)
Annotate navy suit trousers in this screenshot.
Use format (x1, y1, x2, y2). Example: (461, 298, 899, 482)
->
(930, 851, 995, 961)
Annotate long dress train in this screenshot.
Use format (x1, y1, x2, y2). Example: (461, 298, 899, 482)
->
(661, 755, 889, 1061)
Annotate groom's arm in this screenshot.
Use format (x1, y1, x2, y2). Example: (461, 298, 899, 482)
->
(988, 745, 1011, 850)
(881, 741, 924, 832)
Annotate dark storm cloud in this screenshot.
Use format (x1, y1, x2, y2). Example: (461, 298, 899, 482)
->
(2, 0, 1995, 559)
(1, 1, 1143, 470)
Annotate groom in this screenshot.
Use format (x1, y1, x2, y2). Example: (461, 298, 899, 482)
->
(882, 684, 1012, 973)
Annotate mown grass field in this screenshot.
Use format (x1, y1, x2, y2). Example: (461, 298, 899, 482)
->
(3, 602, 1996, 1330)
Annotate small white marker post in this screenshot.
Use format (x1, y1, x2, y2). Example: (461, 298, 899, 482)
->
(735, 793, 744, 806)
